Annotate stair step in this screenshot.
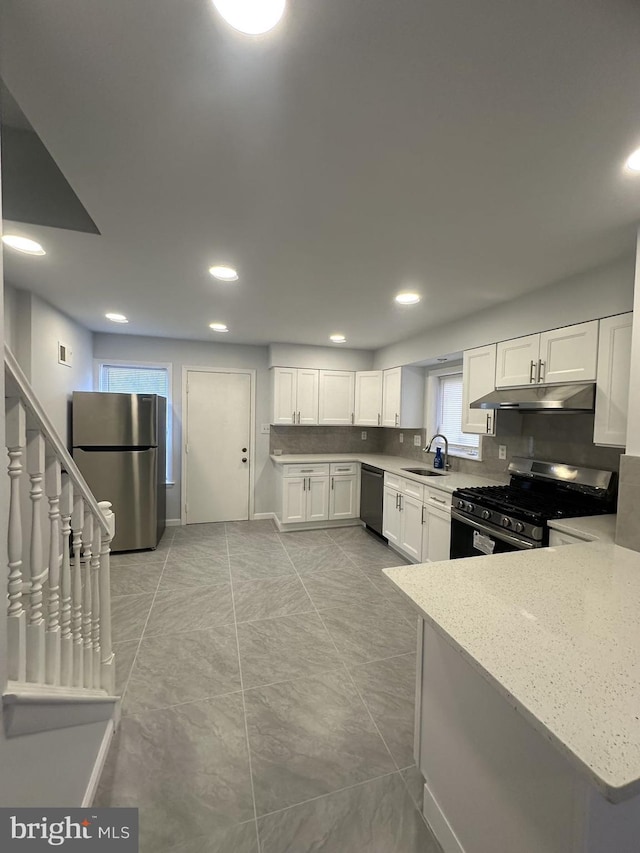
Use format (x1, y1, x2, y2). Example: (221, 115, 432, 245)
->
(3, 682, 119, 737)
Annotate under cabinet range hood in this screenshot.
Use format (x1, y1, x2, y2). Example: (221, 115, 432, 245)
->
(470, 383, 596, 413)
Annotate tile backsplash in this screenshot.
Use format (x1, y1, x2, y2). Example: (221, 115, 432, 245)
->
(270, 413, 623, 482)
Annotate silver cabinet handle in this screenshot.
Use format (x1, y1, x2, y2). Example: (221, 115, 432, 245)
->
(395, 413, 399, 426)
(351, 413, 354, 425)
(430, 495, 446, 504)
(308, 477, 311, 490)
(395, 493, 399, 509)
(301, 469, 314, 473)
(538, 360, 545, 383)
(399, 495, 403, 512)
(336, 468, 349, 472)
(377, 413, 381, 426)
(529, 360, 536, 383)
(331, 477, 334, 490)
(421, 505, 425, 524)
(293, 411, 296, 423)
(486, 413, 492, 433)
(298, 411, 301, 424)
(303, 478, 306, 491)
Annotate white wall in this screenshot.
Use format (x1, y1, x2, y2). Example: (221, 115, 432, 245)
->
(4, 284, 33, 379)
(625, 232, 640, 455)
(93, 333, 273, 520)
(269, 343, 374, 371)
(374, 255, 635, 369)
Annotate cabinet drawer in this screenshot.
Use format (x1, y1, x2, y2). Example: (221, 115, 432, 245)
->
(330, 462, 358, 475)
(385, 472, 403, 491)
(401, 478, 424, 501)
(283, 464, 330, 477)
(424, 488, 451, 511)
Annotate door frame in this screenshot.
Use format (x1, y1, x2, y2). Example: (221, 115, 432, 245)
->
(181, 365, 257, 526)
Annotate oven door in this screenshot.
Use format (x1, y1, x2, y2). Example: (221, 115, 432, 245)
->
(450, 509, 538, 558)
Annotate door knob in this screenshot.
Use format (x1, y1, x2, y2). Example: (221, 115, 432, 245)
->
(242, 457, 247, 463)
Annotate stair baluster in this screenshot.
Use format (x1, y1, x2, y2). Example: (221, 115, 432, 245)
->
(6, 398, 26, 682)
(82, 513, 94, 688)
(71, 494, 85, 688)
(59, 475, 74, 686)
(26, 430, 46, 683)
(90, 521, 102, 690)
(45, 454, 62, 685)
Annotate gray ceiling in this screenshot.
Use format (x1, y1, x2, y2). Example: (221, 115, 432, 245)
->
(1, 0, 640, 349)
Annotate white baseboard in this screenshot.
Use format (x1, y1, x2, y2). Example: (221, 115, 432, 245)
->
(82, 720, 115, 806)
(252, 512, 276, 521)
(422, 780, 466, 853)
(274, 518, 362, 533)
(165, 518, 182, 527)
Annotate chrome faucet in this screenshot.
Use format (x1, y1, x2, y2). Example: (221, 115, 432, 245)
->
(424, 433, 449, 470)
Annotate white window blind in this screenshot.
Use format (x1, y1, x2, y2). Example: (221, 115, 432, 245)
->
(100, 364, 169, 398)
(438, 373, 480, 455)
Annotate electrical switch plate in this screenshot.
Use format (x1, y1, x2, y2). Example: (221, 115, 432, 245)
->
(498, 445, 507, 460)
(261, 424, 271, 434)
(399, 433, 404, 443)
(361, 431, 367, 440)
(413, 435, 421, 446)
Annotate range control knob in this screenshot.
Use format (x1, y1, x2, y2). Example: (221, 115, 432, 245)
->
(501, 516, 512, 529)
(466, 503, 475, 513)
(456, 499, 466, 510)
(481, 510, 491, 520)
(514, 521, 525, 534)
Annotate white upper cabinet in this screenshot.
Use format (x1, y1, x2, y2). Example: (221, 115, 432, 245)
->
(318, 371, 355, 425)
(594, 313, 633, 447)
(539, 321, 598, 384)
(462, 344, 497, 435)
(354, 371, 383, 426)
(495, 321, 599, 388)
(271, 368, 319, 425)
(495, 334, 540, 388)
(381, 366, 424, 428)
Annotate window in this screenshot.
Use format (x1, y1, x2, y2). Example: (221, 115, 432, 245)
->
(431, 370, 481, 460)
(97, 361, 173, 481)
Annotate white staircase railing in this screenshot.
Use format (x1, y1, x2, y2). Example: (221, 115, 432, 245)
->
(5, 345, 116, 694)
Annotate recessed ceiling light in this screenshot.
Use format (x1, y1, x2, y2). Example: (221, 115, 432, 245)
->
(625, 146, 640, 173)
(209, 322, 229, 333)
(212, 0, 285, 35)
(395, 292, 421, 305)
(209, 265, 239, 282)
(105, 313, 129, 324)
(330, 334, 346, 343)
(2, 235, 46, 255)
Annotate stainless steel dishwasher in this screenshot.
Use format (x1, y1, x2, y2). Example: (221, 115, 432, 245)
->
(360, 464, 386, 538)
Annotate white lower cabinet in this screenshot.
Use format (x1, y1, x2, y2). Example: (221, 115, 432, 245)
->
(278, 462, 359, 528)
(383, 475, 452, 562)
(548, 530, 587, 547)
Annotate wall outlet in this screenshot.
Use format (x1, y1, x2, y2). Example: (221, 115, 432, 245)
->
(413, 435, 421, 446)
(261, 423, 271, 434)
(399, 433, 404, 443)
(498, 445, 507, 460)
(361, 431, 367, 440)
(273, 449, 282, 456)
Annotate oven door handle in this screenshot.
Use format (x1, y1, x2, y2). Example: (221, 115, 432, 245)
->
(450, 509, 537, 550)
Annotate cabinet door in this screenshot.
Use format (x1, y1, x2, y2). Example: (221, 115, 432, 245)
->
(462, 344, 497, 435)
(540, 320, 598, 384)
(594, 313, 632, 447)
(307, 476, 329, 522)
(383, 485, 401, 545)
(549, 530, 584, 547)
(318, 371, 355, 426)
(381, 367, 402, 427)
(354, 371, 383, 426)
(399, 493, 423, 561)
(329, 475, 358, 519)
(425, 509, 451, 562)
(296, 369, 319, 425)
(495, 335, 540, 388)
(282, 477, 306, 523)
(272, 368, 297, 424)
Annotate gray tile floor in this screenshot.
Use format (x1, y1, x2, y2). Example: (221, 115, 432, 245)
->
(96, 521, 442, 853)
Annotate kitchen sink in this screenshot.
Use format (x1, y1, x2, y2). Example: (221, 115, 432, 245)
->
(402, 468, 445, 477)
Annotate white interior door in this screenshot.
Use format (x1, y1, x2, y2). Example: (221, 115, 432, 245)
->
(185, 370, 251, 524)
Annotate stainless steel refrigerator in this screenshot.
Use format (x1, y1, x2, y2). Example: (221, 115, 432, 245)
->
(72, 391, 166, 551)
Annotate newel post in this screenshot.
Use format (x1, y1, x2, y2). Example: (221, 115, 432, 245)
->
(98, 501, 115, 694)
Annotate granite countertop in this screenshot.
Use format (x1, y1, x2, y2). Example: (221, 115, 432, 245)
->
(270, 452, 505, 494)
(547, 514, 617, 543)
(384, 542, 640, 803)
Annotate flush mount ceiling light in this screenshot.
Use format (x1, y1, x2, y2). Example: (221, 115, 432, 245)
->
(105, 313, 129, 324)
(330, 334, 346, 343)
(625, 146, 640, 173)
(395, 292, 421, 305)
(209, 265, 239, 282)
(213, 0, 286, 35)
(2, 234, 46, 255)
(209, 322, 229, 333)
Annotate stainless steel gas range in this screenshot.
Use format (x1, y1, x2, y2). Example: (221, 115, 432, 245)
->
(450, 457, 617, 558)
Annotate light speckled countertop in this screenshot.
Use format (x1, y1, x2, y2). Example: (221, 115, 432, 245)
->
(270, 453, 504, 494)
(385, 542, 640, 803)
(548, 514, 617, 543)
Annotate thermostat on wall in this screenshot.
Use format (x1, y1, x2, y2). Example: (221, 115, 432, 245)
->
(58, 341, 72, 367)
